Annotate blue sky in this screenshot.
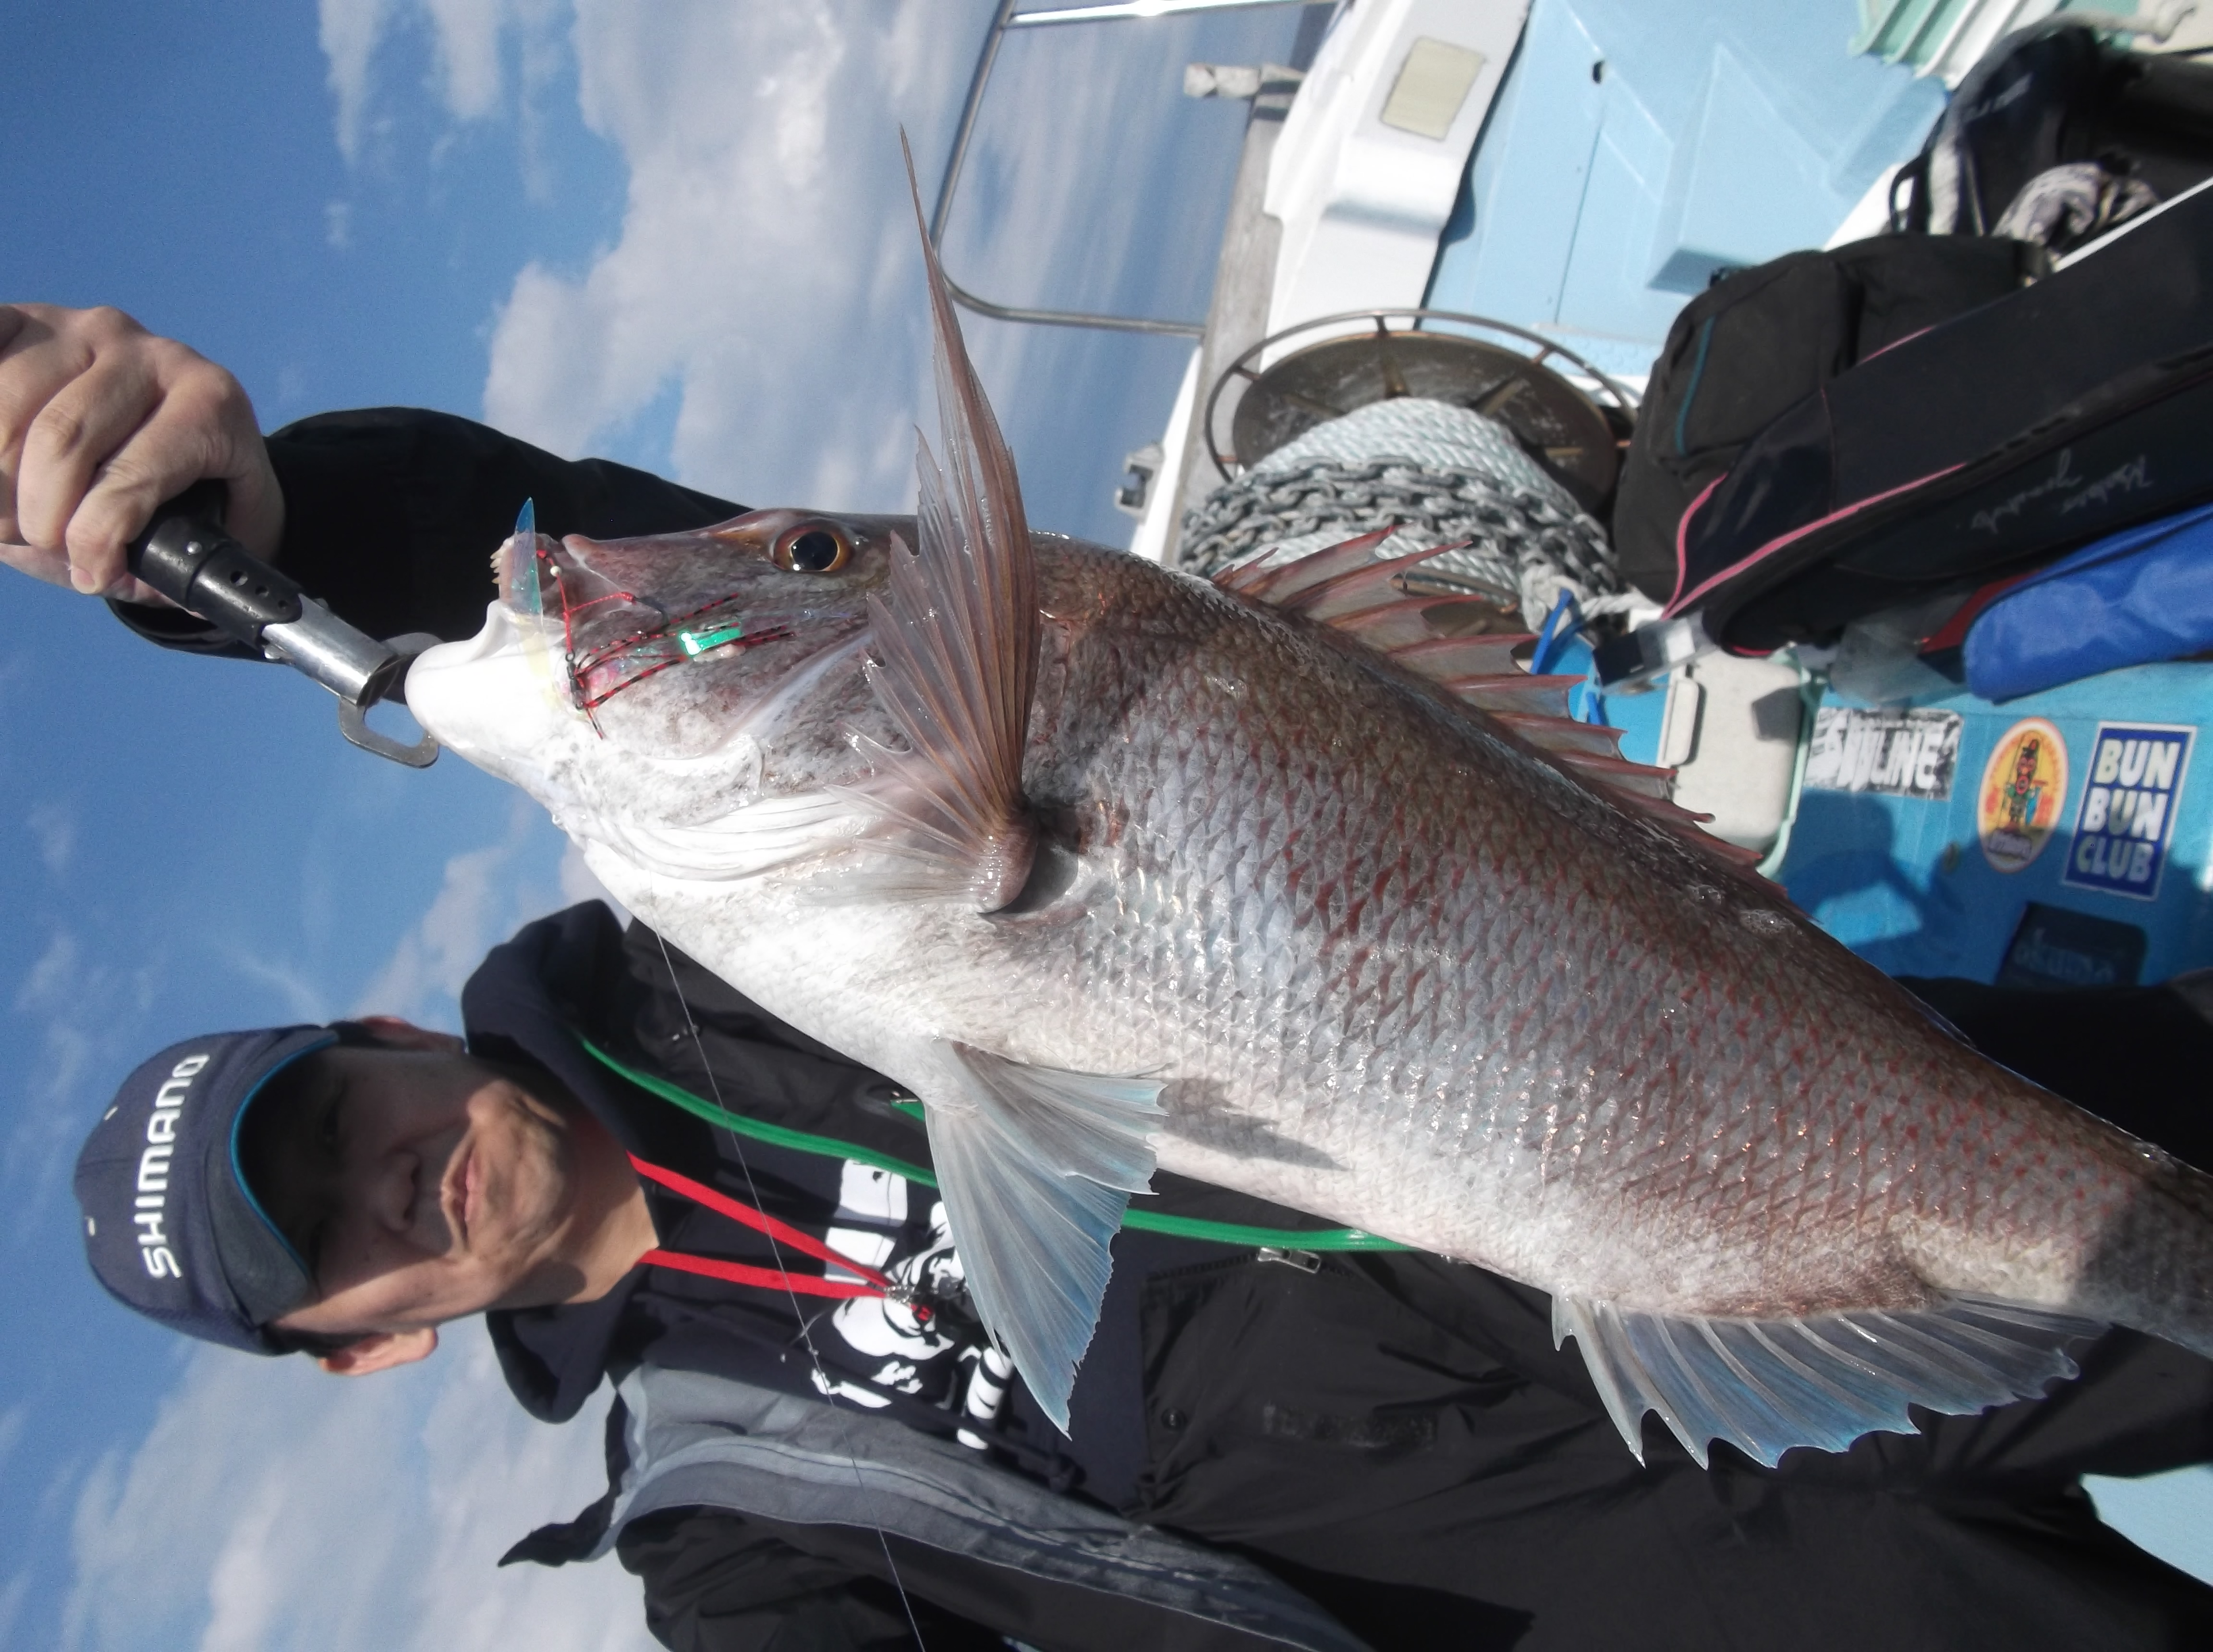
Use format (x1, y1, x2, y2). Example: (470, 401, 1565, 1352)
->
(8, 4, 2211, 1646)
(0, 3, 1306, 1646)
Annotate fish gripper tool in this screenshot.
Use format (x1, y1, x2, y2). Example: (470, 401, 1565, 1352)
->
(127, 479, 441, 767)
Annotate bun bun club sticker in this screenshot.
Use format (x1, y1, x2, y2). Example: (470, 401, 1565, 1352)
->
(2062, 722, 2195, 900)
(1978, 718, 2068, 873)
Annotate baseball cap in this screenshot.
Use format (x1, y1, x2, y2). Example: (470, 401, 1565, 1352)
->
(74, 1027, 339, 1353)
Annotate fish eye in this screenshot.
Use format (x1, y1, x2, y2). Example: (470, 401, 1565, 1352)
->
(773, 523, 851, 575)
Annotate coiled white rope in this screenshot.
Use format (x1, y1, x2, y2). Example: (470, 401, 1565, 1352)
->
(1178, 397, 1634, 620)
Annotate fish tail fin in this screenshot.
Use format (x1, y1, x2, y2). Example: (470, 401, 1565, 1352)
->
(833, 136, 1038, 910)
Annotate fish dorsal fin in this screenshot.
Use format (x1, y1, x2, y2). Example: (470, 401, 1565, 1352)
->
(1333, 600, 1529, 655)
(1489, 712, 1625, 759)
(1439, 672, 1578, 720)
(921, 1043, 1165, 1433)
(1552, 1293, 2102, 1468)
(1385, 633, 1536, 681)
(1273, 543, 1481, 623)
(834, 140, 1040, 909)
(1215, 533, 1763, 873)
(1218, 528, 1393, 600)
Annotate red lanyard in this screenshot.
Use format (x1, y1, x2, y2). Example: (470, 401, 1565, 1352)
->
(630, 1153, 894, 1300)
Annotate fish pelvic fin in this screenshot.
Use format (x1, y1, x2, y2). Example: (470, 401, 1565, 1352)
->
(1217, 532, 1769, 877)
(837, 137, 1040, 910)
(920, 1042, 1165, 1433)
(1551, 1292, 2102, 1468)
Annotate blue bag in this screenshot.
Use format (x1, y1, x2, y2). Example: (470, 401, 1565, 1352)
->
(1965, 498, 2213, 700)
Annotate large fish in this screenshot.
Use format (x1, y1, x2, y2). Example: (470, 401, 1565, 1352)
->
(405, 178, 2213, 1463)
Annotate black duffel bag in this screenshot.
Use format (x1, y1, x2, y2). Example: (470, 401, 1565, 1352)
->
(1664, 179, 2213, 656)
(1611, 234, 2041, 602)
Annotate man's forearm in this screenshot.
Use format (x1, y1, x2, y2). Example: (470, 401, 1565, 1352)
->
(109, 407, 742, 656)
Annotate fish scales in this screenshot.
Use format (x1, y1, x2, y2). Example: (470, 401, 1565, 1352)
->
(407, 197, 2213, 1456)
(1006, 544, 2137, 1318)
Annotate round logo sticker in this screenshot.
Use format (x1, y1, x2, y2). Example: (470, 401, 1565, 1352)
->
(1979, 717, 2068, 873)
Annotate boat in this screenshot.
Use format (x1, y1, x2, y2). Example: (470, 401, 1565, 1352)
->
(930, 0, 2213, 1571)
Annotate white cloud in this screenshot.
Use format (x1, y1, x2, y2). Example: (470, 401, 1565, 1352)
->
(216, 945, 336, 1028)
(319, 0, 569, 164)
(14, 928, 83, 1013)
(349, 795, 569, 1028)
(0, 1569, 30, 1651)
(472, 0, 1227, 529)
(26, 799, 74, 875)
(62, 1323, 650, 1652)
(479, 1, 985, 510)
(422, 0, 508, 121)
(8, 931, 109, 1228)
(352, 841, 519, 1023)
(319, 0, 393, 164)
(314, 0, 1232, 526)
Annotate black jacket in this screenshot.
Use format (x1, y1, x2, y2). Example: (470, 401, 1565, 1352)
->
(115, 409, 2213, 1651)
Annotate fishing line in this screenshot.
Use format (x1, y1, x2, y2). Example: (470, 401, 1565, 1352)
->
(653, 932, 932, 1649)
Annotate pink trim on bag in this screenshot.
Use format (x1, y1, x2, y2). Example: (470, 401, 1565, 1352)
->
(1662, 463, 1966, 618)
(1666, 474, 1729, 610)
(1858, 324, 1935, 364)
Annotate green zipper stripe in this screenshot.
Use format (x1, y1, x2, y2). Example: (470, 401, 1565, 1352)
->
(579, 1035, 1405, 1253)
(582, 1036, 941, 1184)
(1119, 1210, 1404, 1249)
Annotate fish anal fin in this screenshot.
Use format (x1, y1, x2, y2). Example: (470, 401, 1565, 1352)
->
(1553, 1294, 2102, 1468)
(843, 143, 1041, 910)
(920, 1043, 1166, 1432)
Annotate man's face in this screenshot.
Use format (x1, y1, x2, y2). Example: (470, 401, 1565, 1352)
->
(243, 1043, 591, 1340)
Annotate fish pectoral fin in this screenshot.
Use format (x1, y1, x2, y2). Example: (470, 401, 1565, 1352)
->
(921, 1042, 1164, 1433)
(1551, 1293, 2103, 1468)
(832, 141, 1040, 912)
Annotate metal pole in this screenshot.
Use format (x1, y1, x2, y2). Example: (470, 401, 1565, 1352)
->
(936, 282, 1205, 336)
(930, 0, 1024, 246)
(1009, 0, 1309, 26)
(926, 0, 1306, 336)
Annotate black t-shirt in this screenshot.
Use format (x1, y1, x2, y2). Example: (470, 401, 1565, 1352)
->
(467, 903, 999, 1442)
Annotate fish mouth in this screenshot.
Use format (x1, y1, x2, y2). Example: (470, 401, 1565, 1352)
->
(495, 527, 814, 716)
(402, 598, 581, 793)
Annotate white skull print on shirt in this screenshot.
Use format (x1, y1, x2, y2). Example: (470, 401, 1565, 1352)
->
(807, 1159, 975, 1408)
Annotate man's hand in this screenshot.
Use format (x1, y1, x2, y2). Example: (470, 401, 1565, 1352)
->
(0, 304, 283, 604)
